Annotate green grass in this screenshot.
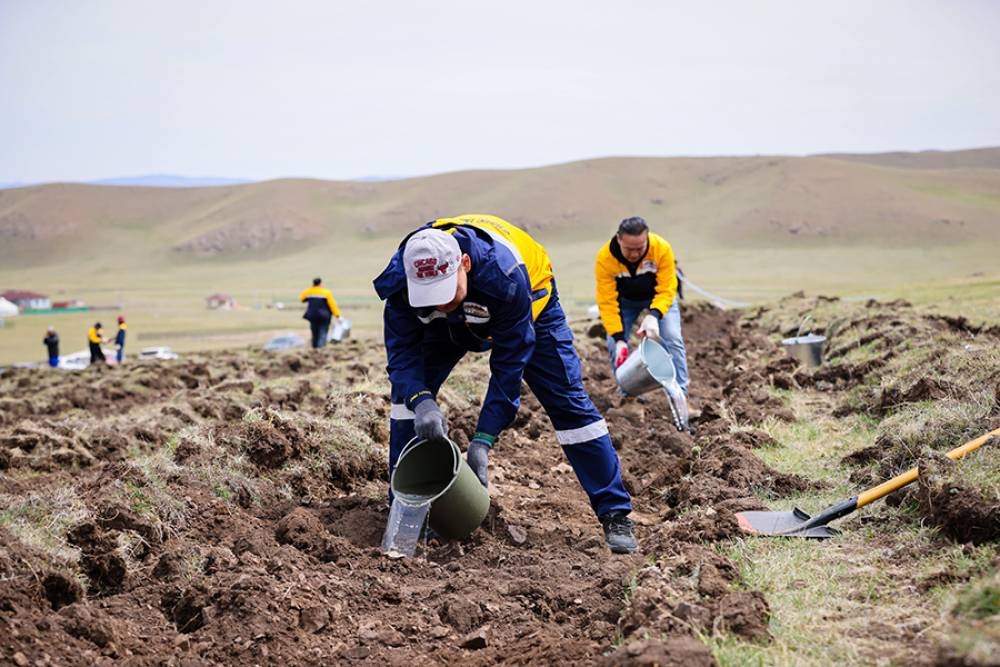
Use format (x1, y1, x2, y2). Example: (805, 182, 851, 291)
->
(955, 447, 1000, 498)
(876, 401, 994, 454)
(754, 395, 874, 495)
(705, 384, 998, 666)
(908, 184, 1000, 209)
(936, 569, 1000, 663)
(953, 577, 1000, 620)
(702, 634, 772, 667)
(187, 447, 259, 506)
(3, 228, 1000, 364)
(713, 524, 983, 666)
(119, 442, 190, 534)
(0, 487, 89, 565)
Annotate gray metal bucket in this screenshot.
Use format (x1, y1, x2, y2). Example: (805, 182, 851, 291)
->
(616, 337, 677, 395)
(781, 333, 826, 367)
(328, 318, 352, 343)
(615, 338, 688, 431)
(390, 437, 490, 540)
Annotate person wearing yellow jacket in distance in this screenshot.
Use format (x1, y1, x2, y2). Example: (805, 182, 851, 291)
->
(87, 322, 106, 366)
(595, 216, 690, 396)
(299, 277, 341, 349)
(373, 214, 637, 554)
(114, 315, 127, 364)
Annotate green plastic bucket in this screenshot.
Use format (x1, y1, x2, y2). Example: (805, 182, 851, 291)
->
(390, 437, 490, 540)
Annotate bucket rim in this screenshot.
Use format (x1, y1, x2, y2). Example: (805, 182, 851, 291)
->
(390, 436, 462, 506)
(637, 337, 675, 384)
(781, 333, 826, 345)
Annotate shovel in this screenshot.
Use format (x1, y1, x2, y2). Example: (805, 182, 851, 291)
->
(735, 426, 1000, 539)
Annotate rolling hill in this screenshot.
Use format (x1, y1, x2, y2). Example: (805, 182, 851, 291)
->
(2, 149, 998, 273)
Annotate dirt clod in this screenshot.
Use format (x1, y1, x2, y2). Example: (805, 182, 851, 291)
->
(915, 451, 1000, 544)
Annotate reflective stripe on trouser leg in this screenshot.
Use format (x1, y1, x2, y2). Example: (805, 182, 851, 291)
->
(387, 402, 416, 504)
(525, 299, 632, 517)
(389, 402, 416, 470)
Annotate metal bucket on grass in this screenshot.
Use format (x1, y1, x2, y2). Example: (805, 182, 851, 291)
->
(615, 338, 689, 431)
(390, 437, 490, 540)
(781, 334, 826, 367)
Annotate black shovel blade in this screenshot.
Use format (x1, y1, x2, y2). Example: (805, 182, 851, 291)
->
(735, 508, 840, 539)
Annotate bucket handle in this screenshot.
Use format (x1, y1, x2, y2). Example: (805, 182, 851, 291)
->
(796, 314, 813, 338)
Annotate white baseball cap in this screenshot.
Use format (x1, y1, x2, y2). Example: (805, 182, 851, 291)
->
(403, 228, 462, 307)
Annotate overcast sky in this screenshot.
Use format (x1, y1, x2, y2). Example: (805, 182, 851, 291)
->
(2, 1, 999, 183)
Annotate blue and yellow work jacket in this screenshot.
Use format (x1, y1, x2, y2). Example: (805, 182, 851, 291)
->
(373, 215, 554, 439)
(595, 232, 678, 341)
(299, 286, 340, 323)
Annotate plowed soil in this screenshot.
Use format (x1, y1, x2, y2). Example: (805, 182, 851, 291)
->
(0, 303, 990, 666)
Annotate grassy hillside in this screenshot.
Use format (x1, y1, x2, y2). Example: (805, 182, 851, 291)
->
(1, 148, 999, 364)
(3, 150, 999, 266)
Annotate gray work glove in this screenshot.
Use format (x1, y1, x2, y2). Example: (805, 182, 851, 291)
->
(467, 438, 492, 488)
(413, 399, 448, 441)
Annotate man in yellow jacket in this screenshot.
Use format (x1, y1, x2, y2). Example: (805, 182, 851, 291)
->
(299, 277, 341, 348)
(87, 322, 106, 366)
(595, 216, 689, 396)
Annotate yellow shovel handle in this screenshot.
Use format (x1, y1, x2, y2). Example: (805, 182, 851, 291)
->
(856, 426, 1000, 509)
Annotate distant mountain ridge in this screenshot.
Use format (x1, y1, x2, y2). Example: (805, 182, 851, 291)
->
(4, 146, 998, 190)
(90, 174, 253, 188)
(0, 174, 407, 189)
(0, 174, 253, 189)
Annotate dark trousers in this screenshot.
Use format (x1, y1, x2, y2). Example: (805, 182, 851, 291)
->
(89, 343, 105, 364)
(309, 320, 329, 349)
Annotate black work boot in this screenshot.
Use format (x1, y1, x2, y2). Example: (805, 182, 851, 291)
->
(600, 512, 638, 554)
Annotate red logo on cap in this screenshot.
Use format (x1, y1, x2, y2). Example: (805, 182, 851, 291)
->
(413, 258, 449, 279)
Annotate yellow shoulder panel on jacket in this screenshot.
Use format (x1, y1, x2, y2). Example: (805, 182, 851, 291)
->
(595, 241, 625, 337)
(434, 215, 554, 320)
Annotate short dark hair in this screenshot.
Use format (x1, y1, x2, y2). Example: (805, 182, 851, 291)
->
(617, 216, 649, 236)
(312, 277, 322, 286)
